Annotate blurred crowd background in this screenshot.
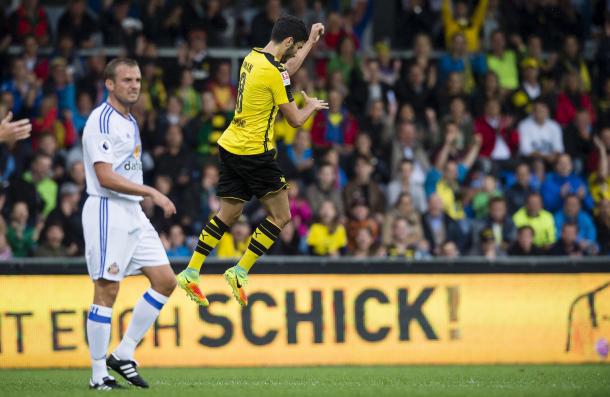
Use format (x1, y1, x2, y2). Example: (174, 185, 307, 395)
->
(1, 0, 610, 260)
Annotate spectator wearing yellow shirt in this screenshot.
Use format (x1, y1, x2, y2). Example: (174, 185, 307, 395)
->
(486, 30, 519, 91)
(216, 217, 251, 259)
(590, 134, 610, 204)
(307, 200, 347, 256)
(512, 193, 556, 248)
(441, 0, 489, 53)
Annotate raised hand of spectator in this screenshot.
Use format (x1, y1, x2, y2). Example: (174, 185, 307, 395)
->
(0, 112, 32, 144)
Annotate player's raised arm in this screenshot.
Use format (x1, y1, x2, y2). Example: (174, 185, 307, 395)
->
(279, 90, 328, 128)
(284, 23, 325, 76)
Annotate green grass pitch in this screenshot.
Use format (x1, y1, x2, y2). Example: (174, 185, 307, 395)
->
(1, 365, 609, 397)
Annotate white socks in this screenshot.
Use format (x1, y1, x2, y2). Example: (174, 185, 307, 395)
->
(113, 288, 168, 361)
(87, 304, 112, 382)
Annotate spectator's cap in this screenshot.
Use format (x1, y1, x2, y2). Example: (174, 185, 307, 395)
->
(479, 228, 495, 243)
(60, 182, 79, 197)
(50, 57, 67, 68)
(520, 57, 539, 70)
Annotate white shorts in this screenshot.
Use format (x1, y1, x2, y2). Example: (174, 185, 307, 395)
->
(82, 196, 169, 281)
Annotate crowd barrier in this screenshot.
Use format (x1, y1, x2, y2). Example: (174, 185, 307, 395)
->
(0, 257, 608, 367)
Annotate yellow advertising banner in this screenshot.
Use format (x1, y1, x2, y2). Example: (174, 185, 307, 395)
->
(0, 274, 609, 368)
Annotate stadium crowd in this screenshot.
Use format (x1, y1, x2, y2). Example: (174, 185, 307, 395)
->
(1, 0, 610, 259)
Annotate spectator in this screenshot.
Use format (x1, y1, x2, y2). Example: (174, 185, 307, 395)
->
(589, 134, 610, 204)
(165, 224, 191, 258)
(548, 223, 586, 257)
(505, 162, 537, 215)
(22, 153, 57, 216)
(382, 192, 424, 246)
(486, 30, 519, 91)
(206, 62, 236, 113)
(554, 194, 597, 253)
(422, 194, 465, 255)
(34, 222, 69, 257)
(394, 1, 436, 49)
(471, 174, 502, 219)
(350, 226, 383, 258)
(555, 70, 596, 128)
(323, 11, 357, 51)
(410, 33, 438, 90)
(594, 199, 610, 255)
(386, 215, 429, 259)
(310, 90, 358, 149)
(439, 240, 460, 258)
(563, 109, 594, 174)
(346, 198, 379, 252)
(187, 92, 232, 157)
(517, 100, 564, 163)
(386, 159, 427, 213)
(31, 93, 77, 150)
(441, 0, 489, 53)
(178, 29, 211, 92)
(474, 98, 519, 161)
(438, 32, 487, 92)
(555, 35, 591, 93)
(176, 69, 201, 119)
(472, 71, 503, 117)
(395, 63, 435, 123)
(9, 0, 51, 46)
(507, 225, 545, 256)
(287, 180, 312, 240)
(140, 59, 168, 112)
(327, 35, 362, 86)
(57, 0, 98, 48)
(541, 153, 593, 214)
(344, 132, 390, 184)
(216, 216, 251, 258)
(510, 58, 541, 119)
(390, 122, 430, 188)
(1, 57, 42, 117)
(6, 201, 40, 257)
(202, 0, 229, 47)
(268, 221, 301, 256)
(472, 196, 516, 252)
(474, 227, 504, 259)
(44, 182, 83, 256)
(21, 34, 49, 81)
(249, 0, 282, 48)
(343, 155, 386, 218)
(307, 200, 347, 256)
(306, 162, 345, 218)
(512, 192, 556, 248)
(442, 97, 473, 150)
(279, 129, 315, 185)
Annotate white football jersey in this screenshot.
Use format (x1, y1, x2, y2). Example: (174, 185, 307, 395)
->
(82, 102, 143, 202)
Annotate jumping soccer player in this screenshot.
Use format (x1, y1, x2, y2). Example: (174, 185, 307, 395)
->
(177, 16, 327, 307)
(82, 58, 177, 390)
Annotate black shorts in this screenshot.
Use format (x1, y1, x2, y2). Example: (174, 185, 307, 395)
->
(217, 146, 288, 202)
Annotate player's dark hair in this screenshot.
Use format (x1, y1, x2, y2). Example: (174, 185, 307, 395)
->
(104, 57, 139, 82)
(271, 15, 308, 44)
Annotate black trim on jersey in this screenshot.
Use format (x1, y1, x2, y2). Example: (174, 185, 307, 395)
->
(261, 51, 294, 103)
(263, 105, 275, 152)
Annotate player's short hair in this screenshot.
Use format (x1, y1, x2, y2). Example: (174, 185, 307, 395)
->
(271, 15, 308, 44)
(104, 57, 139, 82)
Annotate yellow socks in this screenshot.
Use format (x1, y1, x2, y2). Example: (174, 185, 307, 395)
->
(187, 216, 229, 272)
(237, 218, 282, 272)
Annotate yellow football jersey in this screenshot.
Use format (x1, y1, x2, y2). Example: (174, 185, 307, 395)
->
(217, 48, 294, 155)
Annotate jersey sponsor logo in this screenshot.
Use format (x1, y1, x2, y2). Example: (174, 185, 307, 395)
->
(134, 144, 141, 159)
(123, 160, 143, 171)
(100, 139, 112, 154)
(281, 71, 291, 86)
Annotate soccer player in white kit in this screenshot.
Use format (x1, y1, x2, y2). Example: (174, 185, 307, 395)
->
(81, 58, 177, 390)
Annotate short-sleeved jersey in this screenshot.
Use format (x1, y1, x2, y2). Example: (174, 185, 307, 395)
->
(82, 102, 143, 202)
(217, 48, 294, 155)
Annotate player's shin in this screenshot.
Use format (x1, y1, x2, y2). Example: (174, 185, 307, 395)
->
(87, 304, 113, 382)
(112, 288, 168, 361)
(187, 215, 230, 271)
(237, 217, 282, 272)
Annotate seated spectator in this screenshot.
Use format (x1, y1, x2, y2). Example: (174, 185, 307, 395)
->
(217, 217, 251, 259)
(441, 96, 474, 152)
(410, 33, 437, 90)
(176, 68, 201, 119)
(511, 58, 541, 119)
(140, 59, 168, 112)
(439, 240, 460, 258)
(186, 92, 232, 157)
(9, 0, 51, 45)
(386, 159, 427, 213)
(34, 222, 69, 257)
(268, 222, 301, 256)
(390, 122, 430, 190)
(554, 194, 597, 254)
(165, 224, 191, 258)
(343, 155, 386, 219)
(471, 174, 502, 219)
(21, 34, 49, 81)
(486, 30, 519, 91)
(589, 134, 610, 204)
(474, 98, 519, 161)
(594, 199, 610, 255)
(512, 192, 556, 249)
(327, 35, 362, 86)
(473, 71, 503, 116)
(346, 198, 380, 252)
(563, 109, 593, 173)
(548, 223, 586, 257)
(278, 129, 315, 185)
(310, 90, 358, 150)
(194, 163, 220, 230)
(474, 227, 505, 259)
(507, 225, 545, 256)
(287, 180, 312, 240)
(541, 153, 593, 213)
(555, 70, 596, 128)
(394, 63, 435, 122)
(7, 201, 40, 257)
(556, 35, 592, 93)
(472, 196, 516, 252)
(1, 57, 42, 117)
(382, 192, 424, 246)
(438, 32, 487, 93)
(22, 153, 57, 216)
(422, 194, 465, 255)
(44, 182, 83, 256)
(31, 93, 77, 150)
(518, 100, 563, 163)
(344, 132, 390, 184)
(350, 226, 383, 258)
(206, 61, 236, 113)
(306, 162, 345, 217)
(386, 216, 429, 259)
(307, 200, 347, 256)
(357, 99, 394, 160)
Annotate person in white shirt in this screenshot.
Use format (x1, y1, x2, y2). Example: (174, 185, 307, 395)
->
(81, 58, 176, 390)
(518, 99, 564, 163)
